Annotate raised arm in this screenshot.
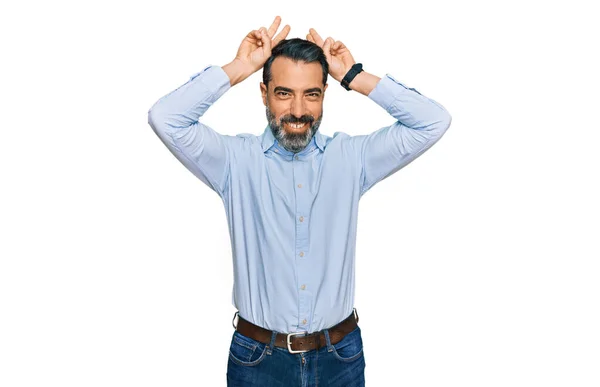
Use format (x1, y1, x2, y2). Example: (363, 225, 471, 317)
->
(307, 29, 452, 196)
(147, 16, 290, 197)
(147, 66, 232, 196)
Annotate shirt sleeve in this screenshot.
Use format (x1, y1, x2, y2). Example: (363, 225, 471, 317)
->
(352, 74, 452, 197)
(147, 65, 236, 197)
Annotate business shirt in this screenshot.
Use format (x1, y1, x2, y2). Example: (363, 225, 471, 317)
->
(147, 64, 451, 334)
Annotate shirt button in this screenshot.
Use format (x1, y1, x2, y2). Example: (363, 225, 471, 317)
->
(295, 155, 299, 160)
(297, 184, 302, 188)
(301, 284, 306, 290)
(302, 319, 307, 324)
(299, 252, 304, 257)
(299, 216, 304, 222)
(274, 149, 279, 153)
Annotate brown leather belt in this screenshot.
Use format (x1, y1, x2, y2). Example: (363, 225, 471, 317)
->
(234, 309, 359, 353)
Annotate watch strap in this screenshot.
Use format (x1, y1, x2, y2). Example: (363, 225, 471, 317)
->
(341, 63, 364, 91)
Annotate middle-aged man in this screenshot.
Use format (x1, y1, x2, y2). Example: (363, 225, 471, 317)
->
(148, 16, 451, 387)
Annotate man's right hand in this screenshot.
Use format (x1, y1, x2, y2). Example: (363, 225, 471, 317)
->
(223, 16, 291, 87)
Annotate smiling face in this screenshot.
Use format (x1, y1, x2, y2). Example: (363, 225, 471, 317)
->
(261, 56, 328, 153)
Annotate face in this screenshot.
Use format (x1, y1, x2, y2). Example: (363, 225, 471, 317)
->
(261, 57, 327, 153)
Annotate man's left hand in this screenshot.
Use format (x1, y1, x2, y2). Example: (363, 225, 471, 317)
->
(306, 28, 356, 83)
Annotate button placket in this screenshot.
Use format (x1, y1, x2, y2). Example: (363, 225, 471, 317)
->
(294, 154, 311, 331)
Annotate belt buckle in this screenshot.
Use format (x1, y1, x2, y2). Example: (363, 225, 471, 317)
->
(287, 331, 310, 354)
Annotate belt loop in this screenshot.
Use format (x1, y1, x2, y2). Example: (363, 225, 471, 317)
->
(267, 330, 277, 355)
(323, 329, 333, 352)
(353, 307, 359, 323)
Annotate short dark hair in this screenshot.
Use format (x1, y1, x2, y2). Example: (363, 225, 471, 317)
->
(262, 38, 329, 87)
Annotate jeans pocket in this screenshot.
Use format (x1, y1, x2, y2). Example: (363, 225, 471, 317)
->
(228, 331, 268, 367)
(331, 326, 364, 362)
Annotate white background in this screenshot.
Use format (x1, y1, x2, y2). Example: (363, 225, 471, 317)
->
(1, 0, 599, 386)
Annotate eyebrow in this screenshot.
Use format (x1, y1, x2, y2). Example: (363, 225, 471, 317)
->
(273, 86, 323, 94)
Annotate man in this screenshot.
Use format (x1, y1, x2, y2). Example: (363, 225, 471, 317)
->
(148, 16, 451, 387)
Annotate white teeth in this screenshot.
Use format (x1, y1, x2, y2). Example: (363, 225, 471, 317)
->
(288, 122, 305, 129)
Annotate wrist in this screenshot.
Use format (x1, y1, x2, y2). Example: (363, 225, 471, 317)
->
(334, 70, 348, 83)
(222, 58, 253, 87)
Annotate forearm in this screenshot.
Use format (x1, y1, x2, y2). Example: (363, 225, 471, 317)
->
(347, 71, 381, 96)
(368, 74, 451, 133)
(222, 59, 254, 87)
(148, 66, 231, 131)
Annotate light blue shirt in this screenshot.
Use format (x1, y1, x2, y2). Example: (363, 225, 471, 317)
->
(148, 65, 451, 334)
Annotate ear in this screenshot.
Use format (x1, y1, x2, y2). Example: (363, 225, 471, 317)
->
(260, 82, 268, 106)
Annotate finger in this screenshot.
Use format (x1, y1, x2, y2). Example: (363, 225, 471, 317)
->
(259, 27, 272, 53)
(308, 28, 325, 47)
(246, 29, 260, 39)
(267, 15, 281, 39)
(245, 29, 263, 47)
(273, 24, 291, 46)
(327, 38, 338, 52)
(334, 40, 354, 61)
(325, 37, 335, 52)
(253, 30, 263, 46)
(306, 33, 314, 43)
(323, 37, 333, 61)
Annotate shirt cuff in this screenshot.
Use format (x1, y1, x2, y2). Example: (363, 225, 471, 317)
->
(368, 74, 420, 111)
(189, 65, 231, 100)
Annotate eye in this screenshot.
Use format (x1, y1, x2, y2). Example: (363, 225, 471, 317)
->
(277, 91, 290, 96)
(307, 93, 319, 97)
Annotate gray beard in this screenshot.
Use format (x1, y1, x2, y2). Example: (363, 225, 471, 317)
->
(265, 104, 323, 153)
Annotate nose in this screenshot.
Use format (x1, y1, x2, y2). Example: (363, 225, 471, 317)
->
(290, 97, 306, 119)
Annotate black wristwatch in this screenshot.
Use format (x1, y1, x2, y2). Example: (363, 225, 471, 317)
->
(341, 63, 363, 91)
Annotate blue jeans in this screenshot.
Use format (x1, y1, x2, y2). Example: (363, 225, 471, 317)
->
(227, 324, 366, 386)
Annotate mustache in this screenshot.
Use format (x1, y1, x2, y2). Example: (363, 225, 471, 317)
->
(280, 115, 314, 125)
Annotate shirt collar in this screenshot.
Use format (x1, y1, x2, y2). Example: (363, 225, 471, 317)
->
(260, 124, 326, 153)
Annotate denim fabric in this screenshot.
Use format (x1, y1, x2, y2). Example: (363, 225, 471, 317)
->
(227, 325, 366, 386)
